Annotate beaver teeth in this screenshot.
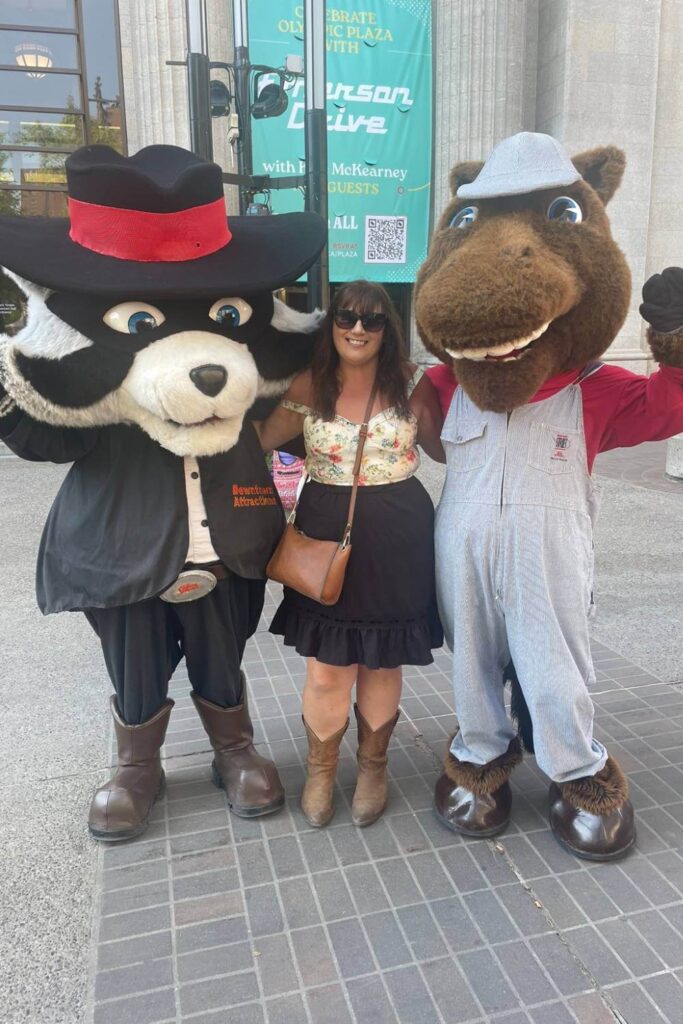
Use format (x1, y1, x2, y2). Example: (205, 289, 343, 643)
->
(446, 322, 551, 361)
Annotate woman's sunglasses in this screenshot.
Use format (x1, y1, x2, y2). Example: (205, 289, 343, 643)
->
(333, 309, 388, 332)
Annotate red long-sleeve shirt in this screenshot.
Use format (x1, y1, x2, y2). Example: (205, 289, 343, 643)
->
(427, 362, 683, 473)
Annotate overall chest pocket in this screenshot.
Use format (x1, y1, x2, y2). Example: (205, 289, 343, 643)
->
(442, 420, 487, 472)
(528, 422, 581, 475)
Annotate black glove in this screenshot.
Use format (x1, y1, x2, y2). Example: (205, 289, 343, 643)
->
(640, 266, 683, 333)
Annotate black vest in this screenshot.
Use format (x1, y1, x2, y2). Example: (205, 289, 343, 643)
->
(35, 422, 284, 612)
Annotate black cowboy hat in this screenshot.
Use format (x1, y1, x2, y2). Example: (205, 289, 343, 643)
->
(0, 144, 326, 298)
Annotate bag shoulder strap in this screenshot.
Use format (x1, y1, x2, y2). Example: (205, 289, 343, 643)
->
(343, 378, 379, 544)
(287, 378, 379, 543)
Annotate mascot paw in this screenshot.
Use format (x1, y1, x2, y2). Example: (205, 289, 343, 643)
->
(640, 267, 683, 368)
(640, 266, 683, 333)
(643, 268, 683, 368)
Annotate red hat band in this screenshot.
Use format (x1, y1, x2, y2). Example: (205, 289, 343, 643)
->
(68, 196, 232, 263)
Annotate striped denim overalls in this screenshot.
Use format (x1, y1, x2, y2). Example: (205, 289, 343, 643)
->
(436, 377, 608, 783)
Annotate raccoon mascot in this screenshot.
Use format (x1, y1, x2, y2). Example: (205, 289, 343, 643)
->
(415, 132, 683, 861)
(0, 144, 326, 841)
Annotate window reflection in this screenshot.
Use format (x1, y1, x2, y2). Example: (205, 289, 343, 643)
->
(0, 69, 82, 108)
(0, 149, 67, 185)
(0, 188, 68, 217)
(0, 30, 78, 72)
(1, 0, 75, 31)
(0, 0, 125, 217)
(82, 0, 125, 152)
(0, 110, 85, 147)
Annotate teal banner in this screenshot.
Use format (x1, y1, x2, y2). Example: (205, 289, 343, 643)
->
(247, 0, 432, 283)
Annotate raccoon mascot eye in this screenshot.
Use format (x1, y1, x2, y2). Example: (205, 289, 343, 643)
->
(209, 297, 253, 328)
(104, 302, 166, 334)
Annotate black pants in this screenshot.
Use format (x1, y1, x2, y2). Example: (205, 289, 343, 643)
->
(85, 576, 265, 724)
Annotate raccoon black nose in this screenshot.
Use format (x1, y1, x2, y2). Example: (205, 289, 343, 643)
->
(190, 364, 227, 396)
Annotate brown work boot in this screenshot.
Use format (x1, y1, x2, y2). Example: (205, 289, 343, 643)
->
(549, 755, 636, 861)
(192, 688, 285, 818)
(434, 735, 522, 838)
(88, 697, 173, 842)
(352, 705, 400, 827)
(301, 717, 349, 827)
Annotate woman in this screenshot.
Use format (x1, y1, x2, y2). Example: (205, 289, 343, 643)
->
(257, 281, 444, 828)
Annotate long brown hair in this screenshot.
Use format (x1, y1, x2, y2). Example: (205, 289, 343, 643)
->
(310, 280, 411, 421)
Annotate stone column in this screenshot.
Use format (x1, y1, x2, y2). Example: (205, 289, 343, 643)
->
(117, 1, 237, 206)
(665, 435, 683, 480)
(646, 0, 683, 479)
(117, 0, 190, 152)
(537, 0, 665, 373)
(433, 0, 539, 216)
(413, 0, 540, 361)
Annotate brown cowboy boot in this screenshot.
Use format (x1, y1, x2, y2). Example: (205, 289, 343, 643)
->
(549, 755, 635, 861)
(88, 697, 173, 842)
(301, 717, 349, 827)
(192, 685, 284, 818)
(352, 705, 400, 827)
(434, 735, 522, 838)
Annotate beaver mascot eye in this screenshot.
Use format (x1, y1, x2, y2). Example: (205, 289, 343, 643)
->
(209, 297, 253, 328)
(449, 205, 479, 229)
(547, 196, 583, 224)
(104, 302, 166, 334)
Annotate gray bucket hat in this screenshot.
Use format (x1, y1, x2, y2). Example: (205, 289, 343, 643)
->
(457, 131, 581, 199)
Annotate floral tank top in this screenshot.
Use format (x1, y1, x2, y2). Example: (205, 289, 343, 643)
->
(280, 370, 422, 486)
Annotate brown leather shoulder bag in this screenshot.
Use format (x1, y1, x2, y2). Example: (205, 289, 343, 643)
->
(266, 380, 378, 606)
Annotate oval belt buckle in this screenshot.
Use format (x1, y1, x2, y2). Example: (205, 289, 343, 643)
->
(159, 569, 217, 603)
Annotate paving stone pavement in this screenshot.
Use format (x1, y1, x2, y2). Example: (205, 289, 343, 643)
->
(87, 578, 683, 1024)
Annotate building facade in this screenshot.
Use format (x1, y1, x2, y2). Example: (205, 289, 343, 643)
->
(1, 0, 682, 372)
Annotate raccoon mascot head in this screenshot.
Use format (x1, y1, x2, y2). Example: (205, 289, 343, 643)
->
(0, 144, 326, 456)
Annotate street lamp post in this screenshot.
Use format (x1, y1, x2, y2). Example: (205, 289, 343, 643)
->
(182, 0, 330, 307)
(303, 0, 328, 311)
(186, 0, 213, 161)
(231, 0, 253, 214)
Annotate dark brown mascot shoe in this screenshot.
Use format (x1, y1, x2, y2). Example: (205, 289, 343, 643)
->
(192, 689, 284, 818)
(434, 736, 522, 838)
(88, 697, 173, 842)
(549, 756, 635, 861)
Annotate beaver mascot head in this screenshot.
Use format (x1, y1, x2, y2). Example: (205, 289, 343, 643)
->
(0, 144, 326, 457)
(415, 132, 632, 411)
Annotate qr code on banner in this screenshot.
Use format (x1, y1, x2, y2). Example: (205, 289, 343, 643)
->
(365, 215, 407, 264)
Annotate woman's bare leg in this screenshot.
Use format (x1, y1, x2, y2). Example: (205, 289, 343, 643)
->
(355, 666, 402, 728)
(302, 658, 357, 738)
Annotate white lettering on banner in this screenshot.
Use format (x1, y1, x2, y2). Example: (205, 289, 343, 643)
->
(330, 215, 358, 229)
(331, 162, 408, 182)
(261, 159, 298, 174)
(287, 103, 387, 134)
(256, 76, 414, 136)
(284, 80, 414, 107)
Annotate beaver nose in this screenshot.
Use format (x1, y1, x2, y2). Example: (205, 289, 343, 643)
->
(189, 364, 227, 396)
(500, 244, 534, 260)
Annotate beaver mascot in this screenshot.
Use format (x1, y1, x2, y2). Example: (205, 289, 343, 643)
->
(0, 144, 326, 841)
(415, 132, 683, 861)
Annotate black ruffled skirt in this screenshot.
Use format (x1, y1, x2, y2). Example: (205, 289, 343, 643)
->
(269, 476, 443, 668)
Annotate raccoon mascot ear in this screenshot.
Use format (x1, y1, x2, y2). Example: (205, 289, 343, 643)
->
(1, 267, 127, 424)
(245, 296, 325, 421)
(254, 296, 324, 398)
